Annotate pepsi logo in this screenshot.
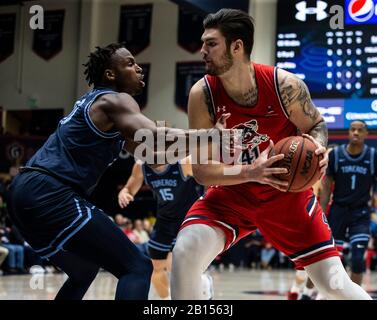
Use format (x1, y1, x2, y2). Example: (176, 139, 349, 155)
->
(348, 0, 376, 22)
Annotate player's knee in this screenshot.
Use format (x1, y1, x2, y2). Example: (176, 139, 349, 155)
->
(172, 240, 197, 271)
(351, 241, 367, 274)
(172, 242, 188, 265)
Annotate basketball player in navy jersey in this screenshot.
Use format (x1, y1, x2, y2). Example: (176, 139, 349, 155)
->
(7, 43, 233, 300)
(170, 9, 371, 300)
(118, 157, 212, 299)
(319, 120, 377, 286)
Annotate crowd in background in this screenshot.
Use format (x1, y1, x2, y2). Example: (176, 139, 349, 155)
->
(2, 153, 377, 276)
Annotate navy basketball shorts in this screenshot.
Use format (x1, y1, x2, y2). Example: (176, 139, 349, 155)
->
(9, 171, 102, 259)
(147, 216, 183, 260)
(327, 203, 371, 251)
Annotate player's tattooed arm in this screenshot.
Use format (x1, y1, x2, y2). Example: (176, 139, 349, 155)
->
(202, 83, 215, 123)
(279, 74, 319, 121)
(278, 69, 327, 148)
(307, 121, 328, 148)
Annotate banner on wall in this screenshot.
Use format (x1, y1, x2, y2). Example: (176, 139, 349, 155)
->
(0, 13, 16, 63)
(32, 10, 65, 60)
(0, 135, 45, 172)
(178, 7, 204, 53)
(118, 4, 153, 56)
(170, 0, 249, 14)
(134, 63, 150, 110)
(175, 61, 205, 112)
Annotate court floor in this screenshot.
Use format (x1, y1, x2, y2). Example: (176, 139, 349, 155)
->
(1, 268, 377, 300)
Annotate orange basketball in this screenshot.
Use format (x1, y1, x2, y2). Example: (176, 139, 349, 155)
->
(270, 136, 322, 192)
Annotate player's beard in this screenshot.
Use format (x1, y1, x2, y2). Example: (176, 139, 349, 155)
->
(206, 49, 233, 76)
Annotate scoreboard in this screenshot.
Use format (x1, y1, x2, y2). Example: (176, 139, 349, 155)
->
(275, 0, 377, 129)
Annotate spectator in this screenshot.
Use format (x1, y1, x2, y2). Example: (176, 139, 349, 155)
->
(0, 226, 25, 274)
(142, 218, 154, 235)
(133, 219, 149, 244)
(261, 242, 277, 270)
(122, 219, 141, 244)
(0, 244, 9, 275)
(244, 231, 263, 269)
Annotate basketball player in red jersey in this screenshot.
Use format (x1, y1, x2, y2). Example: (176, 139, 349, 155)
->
(170, 9, 371, 299)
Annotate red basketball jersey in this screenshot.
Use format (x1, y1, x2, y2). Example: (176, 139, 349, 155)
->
(204, 63, 301, 200)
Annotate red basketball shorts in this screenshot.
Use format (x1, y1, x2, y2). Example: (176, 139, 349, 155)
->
(181, 185, 339, 269)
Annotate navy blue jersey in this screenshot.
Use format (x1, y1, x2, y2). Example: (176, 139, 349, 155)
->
(142, 162, 203, 219)
(27, 88, 124, 196)
(327, 144, 377, 207)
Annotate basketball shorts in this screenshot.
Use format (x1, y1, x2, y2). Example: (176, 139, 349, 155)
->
(147, 215, 183, 260)
(327, 203, 371, 252)
(8, 170, 98, 259)
(181, 185, 339, 269)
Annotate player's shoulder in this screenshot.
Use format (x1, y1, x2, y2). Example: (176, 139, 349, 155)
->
(95, 92, 139, 113)
(190, 77, 206, 95)
(276, 67, 301, 85)
(188, 77, 208, 111)
(96, 92, 132, 105)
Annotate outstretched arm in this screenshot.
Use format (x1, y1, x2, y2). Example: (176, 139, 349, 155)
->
(90, 93, 230, 164)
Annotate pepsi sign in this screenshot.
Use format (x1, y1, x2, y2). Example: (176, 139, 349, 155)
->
(345, 0, 377, 24)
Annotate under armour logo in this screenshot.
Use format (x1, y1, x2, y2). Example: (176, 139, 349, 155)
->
(217, 105, 226, 112)
(295, 1, 328, 21)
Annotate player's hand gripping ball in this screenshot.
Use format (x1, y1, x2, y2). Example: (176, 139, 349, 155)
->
(269, 136, 323, 192)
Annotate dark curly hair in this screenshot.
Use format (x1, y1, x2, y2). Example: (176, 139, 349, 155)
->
(203, 9, 254, 58)
(83, 43, 126, 87)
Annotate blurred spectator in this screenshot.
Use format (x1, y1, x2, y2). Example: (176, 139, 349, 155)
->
(0, 244, 9, 275)
(114, 213, 128, 228)
(0, 194, 7, 227)
(133, 219, 149, 244)
(366, 218, 377, 272)
(244, 231, 263, 269)
(261, 242, 277, 269)
(0, 226, 25, 274)
(133, 219, 149, 255)
(8, 224, 44, 270)
(122, 218, 141, 244)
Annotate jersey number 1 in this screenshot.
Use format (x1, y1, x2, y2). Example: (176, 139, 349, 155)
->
(351, 174, 356, 190)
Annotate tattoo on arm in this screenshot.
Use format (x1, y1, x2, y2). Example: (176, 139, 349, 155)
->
(309, 121, 328, 148)
(279, 75, 320, 122)
(202, 84, 215, 123)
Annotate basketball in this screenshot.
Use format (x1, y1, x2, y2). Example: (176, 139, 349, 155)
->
(270, 136, 322, 192)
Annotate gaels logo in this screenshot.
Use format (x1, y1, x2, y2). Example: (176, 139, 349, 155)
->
(232, 120, 269, 151)
(232, 120, 269, 164)
(346, 0, 377, 24)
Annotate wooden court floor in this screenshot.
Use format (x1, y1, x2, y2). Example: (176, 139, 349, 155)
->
(1, 269, 377, 300)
